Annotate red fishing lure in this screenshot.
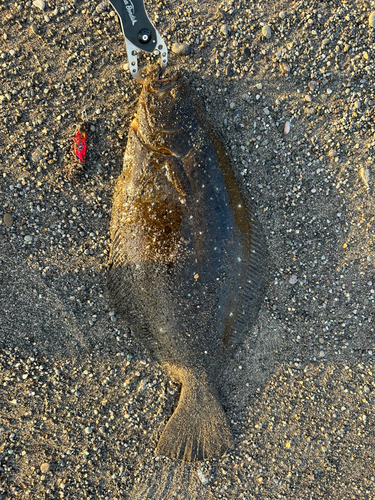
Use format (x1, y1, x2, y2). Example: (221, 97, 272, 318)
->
(73, 122, 87, 165)
(64, 113, 88, 182)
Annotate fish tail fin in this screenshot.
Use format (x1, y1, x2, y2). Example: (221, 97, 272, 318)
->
(157, 367, 233, 461)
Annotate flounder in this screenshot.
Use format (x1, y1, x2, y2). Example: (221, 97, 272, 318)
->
(107, 68, 266, 461)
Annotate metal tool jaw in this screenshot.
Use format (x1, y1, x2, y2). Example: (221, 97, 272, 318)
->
(109, 0, 168, 83)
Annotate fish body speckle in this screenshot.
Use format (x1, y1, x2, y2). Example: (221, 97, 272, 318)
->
(107, 68, 266, 461)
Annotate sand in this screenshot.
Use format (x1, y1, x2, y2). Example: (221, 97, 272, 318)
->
(1, 0, 374, 498)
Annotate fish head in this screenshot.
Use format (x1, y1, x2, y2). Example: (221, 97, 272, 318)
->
(131, 66, 192, 158)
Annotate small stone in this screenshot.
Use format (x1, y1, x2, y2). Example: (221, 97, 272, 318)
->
(283, 121, 291, 135)
(3, 213, 14, 227)
(30, 23, 39, 35)
(40, 463, 50, 474)
(289, 275, 298, 285)
(256, 83, 263, 90)
(308, 80, 319, 91)
(197, 468, 209, 486)
(233, 109, 241, 121)
(225, 64, 233, 77)
(280, 62, 290, 75)
(262, 25, 272, 39)
(301, 69, 309, 78)
(24, 235, 33, 243)
(171, 43, 191, 56)
(96, 1, 108, 14)
(243, 47, 250, 58)
(33, 0, 45, 11)
(71, 206, 78, 214)
(9, 49, 16, 57)
(84, 427, 93, 434)
(31, 149, 43, 163)
(279, 11, 286, 19)
(369, 12, 375, 28)
(220, 24, 229, 36)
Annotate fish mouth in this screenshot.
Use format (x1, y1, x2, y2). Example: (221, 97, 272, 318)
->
(147, 76, 180, 97)
(143, 66, 180, 97)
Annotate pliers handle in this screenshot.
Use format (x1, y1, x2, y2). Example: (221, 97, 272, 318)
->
(109, 0, 168, 83)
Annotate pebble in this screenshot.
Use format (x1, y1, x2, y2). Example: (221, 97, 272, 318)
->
(24, 235, 33, 243)
(40, 463, 50, 473)
(279, 11, 286, 19)
(33, 0, 45, 11)
(262, 25, 272, 39)
(84, 427, 93, 434)
(289, 275, 298, 285)
(280, 62, 290, 75)
(220, 24, 229, 36)
(308, 80, 319, 91)
(3, 213, 14, 227)
(283, 121, 291, 135)
(96, 1, 108, 14)
(30, 23, 39, 35)
(369, 12, 375, 27)
(197, 468, 209, 485)
(243, 47, 250, 59)
(31, 149, 43, 163)
(171, 43, 191, 56)
(359, 166, 370, 190)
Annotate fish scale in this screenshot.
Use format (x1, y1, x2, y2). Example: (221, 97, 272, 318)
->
(107, 67, 267, 461)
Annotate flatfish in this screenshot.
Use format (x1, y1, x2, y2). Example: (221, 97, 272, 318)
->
(107, 67, 266, 461)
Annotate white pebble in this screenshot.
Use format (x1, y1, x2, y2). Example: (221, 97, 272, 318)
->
(283, 121, 290, 134)
(359, 166, 370, 190)
(289, 275, 298, 285)
(33, 0, 45, 11)
(262, 25, 272, 39)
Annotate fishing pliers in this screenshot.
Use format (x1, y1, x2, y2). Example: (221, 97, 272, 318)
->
(109, 0, 168, 83)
